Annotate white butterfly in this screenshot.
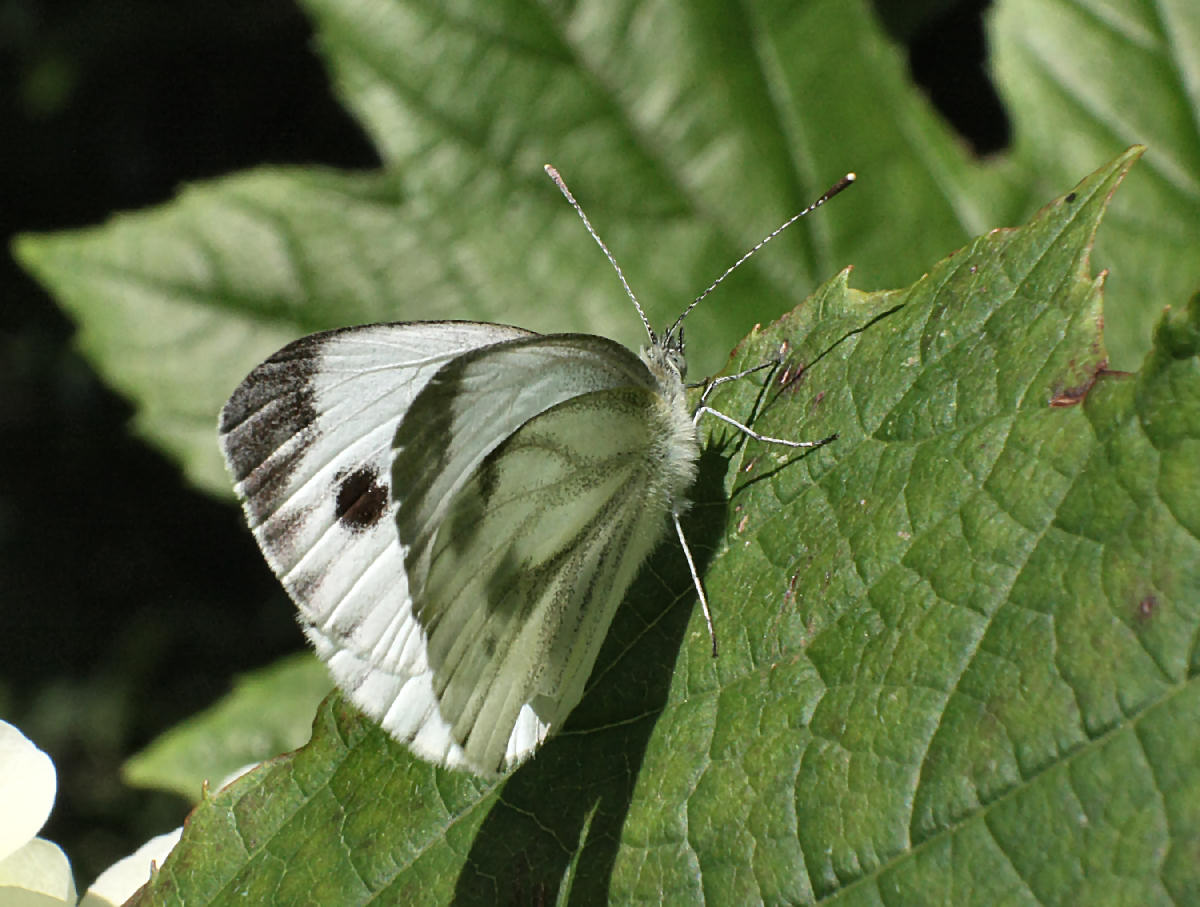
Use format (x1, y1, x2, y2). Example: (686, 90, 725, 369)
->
(218, 166, 854, 776)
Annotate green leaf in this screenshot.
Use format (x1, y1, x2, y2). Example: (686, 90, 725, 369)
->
(129, 148, 1199, 906)
(122, 654, 330, 803)
(990, 0, 1200, 369)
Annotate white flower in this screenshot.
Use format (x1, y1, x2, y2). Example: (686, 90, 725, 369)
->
(0, 720, 77, 906)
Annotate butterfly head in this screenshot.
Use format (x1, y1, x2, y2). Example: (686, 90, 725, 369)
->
(660, 324, 686, 380)
(638, 322, 690, 394)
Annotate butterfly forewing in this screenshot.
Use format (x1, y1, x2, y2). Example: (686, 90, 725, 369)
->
(218, 322, 533, 767)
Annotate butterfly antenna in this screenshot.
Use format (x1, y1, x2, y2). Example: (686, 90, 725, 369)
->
(666, 172, 856, 340)
(545, 164, 656, 343)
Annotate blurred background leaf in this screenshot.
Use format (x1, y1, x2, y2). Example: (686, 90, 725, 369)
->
(120, 653, 328, 802)
(16, 0, 1014, 495)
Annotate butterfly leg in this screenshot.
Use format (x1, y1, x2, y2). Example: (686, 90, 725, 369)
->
(673, 510, 719, 658)
(694, 405, 837, 449)
(692, 360, 777, 403)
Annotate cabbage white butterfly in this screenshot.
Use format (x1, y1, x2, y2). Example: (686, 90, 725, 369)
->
(219, 166, 854, 776)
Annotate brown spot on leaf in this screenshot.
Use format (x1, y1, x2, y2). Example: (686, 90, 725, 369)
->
(1135, 595, 1158, 623)
(1049, 361, 1130, 407)
(777, 358, 808, 393)
(783, 572, 800, 605)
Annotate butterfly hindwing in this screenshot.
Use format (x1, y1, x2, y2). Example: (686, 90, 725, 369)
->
(408, 381, 697, 772)
(387, 334, 698, 771)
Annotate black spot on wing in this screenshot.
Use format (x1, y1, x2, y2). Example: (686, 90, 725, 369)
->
(335, 466, 389, 531)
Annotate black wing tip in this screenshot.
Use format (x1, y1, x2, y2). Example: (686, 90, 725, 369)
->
(218, 334, 330, 485)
